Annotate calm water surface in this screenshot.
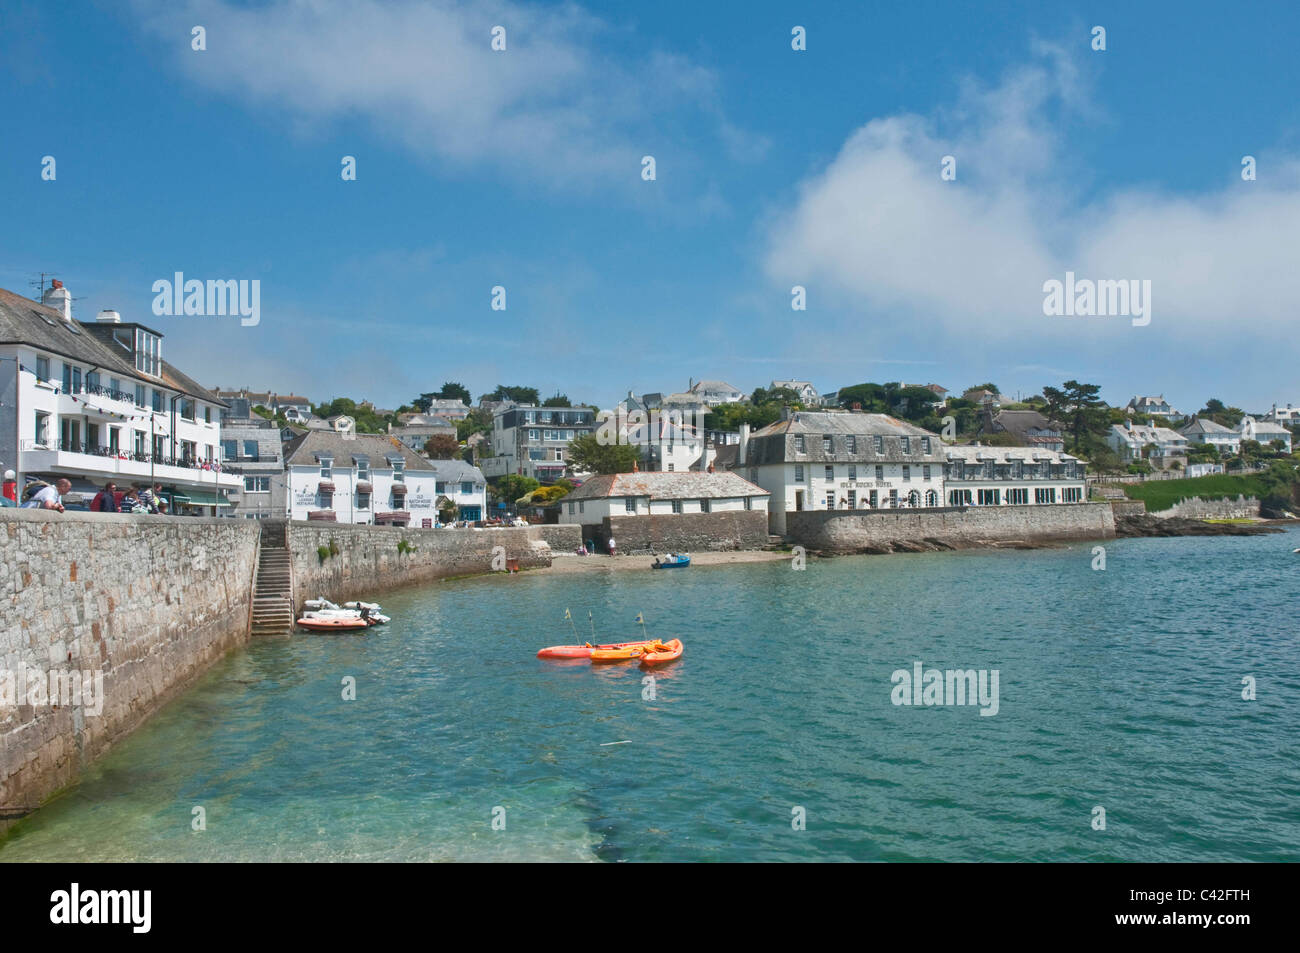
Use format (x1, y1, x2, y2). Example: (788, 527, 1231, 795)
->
(3, 530, 1298, 862)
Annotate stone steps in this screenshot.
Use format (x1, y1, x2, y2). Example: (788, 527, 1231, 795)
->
(250, 524, 294, 636)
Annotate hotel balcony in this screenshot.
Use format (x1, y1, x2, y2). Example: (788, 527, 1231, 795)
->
(20, 440, 242, 491)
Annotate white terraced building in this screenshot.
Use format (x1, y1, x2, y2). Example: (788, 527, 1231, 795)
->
(0, 281, 239, 513)
(282, 430, 439, 526)
(1178, 417, 1240, 456)
(735, 410, 949, 534)
(1239, 415, 1292, 453)
(941, 446, 1086, 507)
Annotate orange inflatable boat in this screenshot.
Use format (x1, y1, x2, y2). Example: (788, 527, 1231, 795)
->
(297, 616, 369, 632)
(639, 639, 684, 666)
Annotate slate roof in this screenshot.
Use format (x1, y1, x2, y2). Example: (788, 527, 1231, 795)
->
(427, 459, 486, 484)
(983, 410, 1064, 445)
(746, 411, 947, 466)
(282, 430, 436, 470)
(1179, 417, 1234, 435)
(0, 287, 227, 406)
(564, 470, 768, 501)
(943, 445, 1080, 465)
(219, 422, 285, 469)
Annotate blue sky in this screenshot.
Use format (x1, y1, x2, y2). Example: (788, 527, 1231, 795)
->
(2, 0, 1297, 414)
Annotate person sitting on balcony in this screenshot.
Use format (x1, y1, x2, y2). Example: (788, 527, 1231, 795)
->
(90, 482, 120, 513)
(20, 478, 71, 512)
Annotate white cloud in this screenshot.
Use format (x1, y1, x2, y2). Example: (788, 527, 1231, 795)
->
(764, 46, 1300, 341)
(130, 0, 739, 191)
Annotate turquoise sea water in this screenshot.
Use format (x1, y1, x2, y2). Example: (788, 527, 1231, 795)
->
(3, 530, 1298, 862)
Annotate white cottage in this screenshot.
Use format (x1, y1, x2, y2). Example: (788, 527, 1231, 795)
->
(282, 431, 438, 525)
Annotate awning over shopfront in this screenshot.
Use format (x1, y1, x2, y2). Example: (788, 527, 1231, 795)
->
(180, 490, 232, 507)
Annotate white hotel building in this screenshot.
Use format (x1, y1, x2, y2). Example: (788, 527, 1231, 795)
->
(0, 282, 239, 512)
(282, 431, 441, 525)
(736, 411, 949, 534)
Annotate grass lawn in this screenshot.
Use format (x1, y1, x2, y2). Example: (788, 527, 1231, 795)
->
(1120, 474, 1272, 512)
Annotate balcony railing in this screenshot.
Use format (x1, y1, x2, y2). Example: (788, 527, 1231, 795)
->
(24, 439, 227, 474)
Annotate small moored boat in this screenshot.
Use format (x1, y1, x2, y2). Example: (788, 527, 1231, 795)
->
(589, 644, 650, 663)
(640, 639, 684, 666)
(297, 616, 369, 632)
(651, 554, 691, 569)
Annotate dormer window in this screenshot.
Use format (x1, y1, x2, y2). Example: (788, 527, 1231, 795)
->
(134, 329, 162, 376)
(319, 455, 333, 479)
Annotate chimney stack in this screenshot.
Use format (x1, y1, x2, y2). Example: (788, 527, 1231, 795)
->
(738, 422, 750, 466)
(42, 278, 72, 322)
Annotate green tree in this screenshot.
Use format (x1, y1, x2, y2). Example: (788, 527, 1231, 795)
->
(1041, 381, 1108, 453)
(542, 392, 571, 407)
(456, 407, 493, 441)
(437, 381, 472, 404)
(481, 385, 540, 405)
(490, 474, 539, 504)
(567, 433, 641, 474)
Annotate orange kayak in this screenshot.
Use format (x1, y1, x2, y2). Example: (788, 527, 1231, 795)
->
(538, 640, 654, 660)
(640, 639, 683, 666)
(589, 643, 652, 663)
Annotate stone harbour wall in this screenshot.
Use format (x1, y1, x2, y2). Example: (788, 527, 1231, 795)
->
(1155, 495, 1260, 520)
(287, 521, 581, 606)
(599, 511, 770, 553)
(0, 510, 260, 828)
(787, 503, 1116, 553)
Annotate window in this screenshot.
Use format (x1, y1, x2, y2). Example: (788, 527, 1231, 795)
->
(153, 434, 165, 460)
(625, 497, 637, 514)
(529, 429, 540, 441)
(134, 430, 146, 456)
(846, 435, 856, 453)
(108, 428, 120, 453)
(875, 465, 884, 481)
(923, 465, 931, 481)
(1007, 488, 1029, 505)
(701, 498, 712, 513)
(794, 464, 804, 482)
(848, 465, 857, 480)
(949, 489, 972, 505)
(671, 500, 683, 514)
(204, 406, 212, 423)
(86, 371, 101, 391)
(60, 418, 80, 451)
(822, 435, 833, 452)
(824, 465, 834, 481)
(873, 435, 884, 453)
(922, 437, 931, 453)
(392, 460, 405, 483)
(567, 502, 575, 515)
(135, 384, 145, 406)
(1063, 487, 1082, 502)
(357, 491, 370, 510)
(222, 440, 238, 460)
(35, 356, 49, 382)
(181, 399, 196, 421)
(320, 457, 333, 479)
(461, 481, 473, 495)
(357, 460, 370, 481)
(794, 435, 805, 453)
(243, 476, 270, 493)
(902, 465, 910, 480)
(901, 436, 910, 453)
(554, 448, 563, 461)
(181, 440, 196, 464)
(152, 389, 163, 412)
(529, 448, 545, 460)
(1035, 487, 1056, 504)
(579, 501, 584, 514)
(243, 440, 259, 461)
(35, 411, 51, 446)
(978, 489, 1001, 505)
(63, 364, 82, 393)
(744, 496, 753, 511)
